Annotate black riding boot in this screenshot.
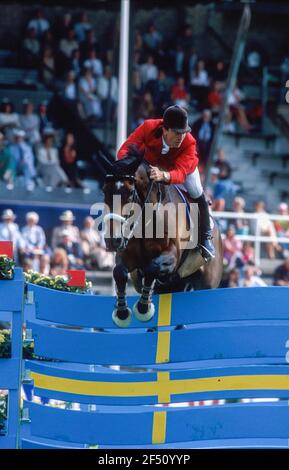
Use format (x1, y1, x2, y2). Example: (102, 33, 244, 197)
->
(195, 192, 215, 260)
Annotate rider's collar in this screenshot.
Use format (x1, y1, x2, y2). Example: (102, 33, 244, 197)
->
(161, 136, 170, 155)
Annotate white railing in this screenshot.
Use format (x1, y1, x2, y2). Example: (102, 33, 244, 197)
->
(211, 211, 289, 266)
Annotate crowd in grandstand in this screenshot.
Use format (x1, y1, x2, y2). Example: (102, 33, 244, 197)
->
(0, 203, 288, 287)
(0, 96, 86, 190)
(0, 8, 288, 289)
(0, 8, 263, 191)
(0, 208, 113, 274)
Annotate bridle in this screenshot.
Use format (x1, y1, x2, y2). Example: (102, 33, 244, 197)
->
(103, 172, 163, 252)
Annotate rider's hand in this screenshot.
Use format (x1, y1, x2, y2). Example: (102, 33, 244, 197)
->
(149, 165, 164, 182)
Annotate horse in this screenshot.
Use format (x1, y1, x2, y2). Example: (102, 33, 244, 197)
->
(102, 157, 223, 327)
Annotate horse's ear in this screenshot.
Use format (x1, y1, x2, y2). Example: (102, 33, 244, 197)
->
(111, 145, 144, 176)
(98, 153, 114, 174)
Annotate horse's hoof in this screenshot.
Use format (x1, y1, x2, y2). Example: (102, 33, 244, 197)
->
(133, 302, 155, 322)
(112, 308, 132, 328)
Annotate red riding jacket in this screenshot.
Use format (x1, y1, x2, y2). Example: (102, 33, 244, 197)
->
(117, 119, 199, 184)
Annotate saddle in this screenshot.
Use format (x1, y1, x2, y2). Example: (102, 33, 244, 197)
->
(174, 185, 213, 279)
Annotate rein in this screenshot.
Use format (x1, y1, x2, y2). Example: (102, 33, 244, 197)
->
(104, 172, 163, 252)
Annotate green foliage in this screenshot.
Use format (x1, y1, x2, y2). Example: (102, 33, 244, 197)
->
(0, 330, 11, 358)
(24, 271, 92, 294)
(0, 393, 7, 434)
(0, 255, 15, 280)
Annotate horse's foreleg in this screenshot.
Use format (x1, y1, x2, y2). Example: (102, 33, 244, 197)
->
(133, 273, 155, 322)
(112, 258, 132, 328)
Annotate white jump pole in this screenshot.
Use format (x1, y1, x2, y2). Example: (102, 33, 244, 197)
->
(116, 0, 130, 154)
(112, 0, 130, 296)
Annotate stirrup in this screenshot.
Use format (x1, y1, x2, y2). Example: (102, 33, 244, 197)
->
(198, 243, 216, 261)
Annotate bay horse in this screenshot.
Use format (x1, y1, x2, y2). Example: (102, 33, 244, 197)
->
(102, 157, 223, 327)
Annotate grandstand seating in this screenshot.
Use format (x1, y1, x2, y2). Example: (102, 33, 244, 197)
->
(0, 68, 40, 89)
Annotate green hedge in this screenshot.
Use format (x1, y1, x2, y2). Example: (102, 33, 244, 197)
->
(0, 255, 15, 280)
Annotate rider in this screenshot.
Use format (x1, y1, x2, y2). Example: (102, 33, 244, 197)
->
(117, 105, 215, 260)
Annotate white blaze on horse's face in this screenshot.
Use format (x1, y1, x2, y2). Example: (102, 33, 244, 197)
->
(103, 212, 126, 240)
(116, 181, 124, 190)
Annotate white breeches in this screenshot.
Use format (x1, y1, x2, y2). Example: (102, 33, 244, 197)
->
(183, 168, 203, 199)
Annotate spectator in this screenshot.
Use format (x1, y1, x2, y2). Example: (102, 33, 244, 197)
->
(239, 265, 267, 287)
(0, 209, 25, 263)
(60, 132, 83, 188)
(179, 25, 194, 56)
(51, 210, 80, 250)
(145, 69, 172, 114)
(9, 129, 36, 190)
(223, 225, 243, 269)
(54, 12, 73, 41)
(133, 50, 142, 72)
(79, 65, 102, 122)
(170, 76, 190, 109)
(273, 257, 289, 286)
(27, 9, 50, 38)
(212, 165, 238, 209)
(132, 70, 144, 97)
(253, 201, 281, 259)
(134, 30, 143, 54)
(38, 101, 50, 134)
(50, 247, 69, 276)
(70, 48, 82, 77)
(207, 81, 222, 115)
(214, 148, 232, 180)
(80, 29, 97, 59)
(190, 60, 210, 108)
(59, 29, 79, 59)
(191, 60, 209, 86)
(140, 55, 158, 86)
(0, 132, 15, 186)
(154, 41, 170, 72)
(96, 65, 118, 121)
(57, 231, 83, 269)
(174, 45, 185, 76)
(0, 99, 20, 142)
(42, 29, 55, 51)
(36, 128, 69, 189)
(274, 202, 289, 258)
(63, 71, 78, 105)
(21, 211, 46, 271)
(187, 47, 198, 84)
(85, 48, 103, 77)
(223, 268, 240, 288)
(22, 257, 33, 273)
(81, 216, 113, 270)
(192, 109, 214, 168)
(227, 84, 252, 133)
(212, 197, 228, 233)
(231, 196, 249, 235)
(241, 241, 255, 265)
(19, 100, 41, 145)
(133, 92, 155, 127)
(211, 61, 227, 88)
(41, 47, 55, 87)
(23, 28, 40, 67)
(39, 253, 50, 275)
(74, 12, 92, 43)
(206, 166, 220, 202)
(143, 23, 162, 51)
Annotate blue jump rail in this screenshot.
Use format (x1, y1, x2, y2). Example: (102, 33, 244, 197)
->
(0, 268, 24, 449)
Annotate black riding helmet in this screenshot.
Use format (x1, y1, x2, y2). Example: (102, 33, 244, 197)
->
(163, 105, 191, 133)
